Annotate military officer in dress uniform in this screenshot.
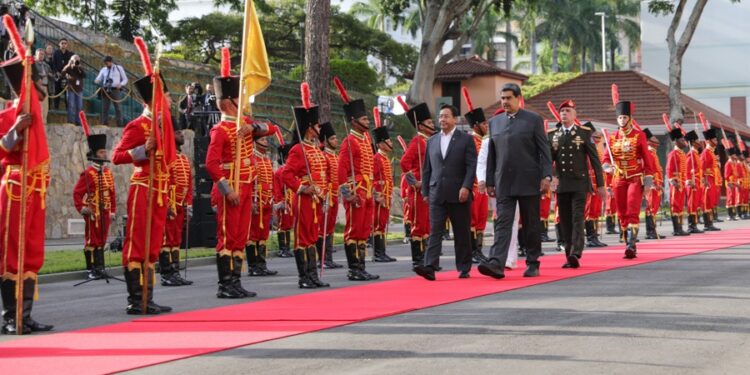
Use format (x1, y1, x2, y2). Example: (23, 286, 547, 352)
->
(317, 122, 344, 269)
(160, 129, 194, 286)
(700, 125, 722, 231)
(73, 130, 116, 280)
(372, 122, 397, 262)
(548, 100, 604, 268)
(665, 125, 690, 236)
(684, 130, 705, 234)
(245, 133, 279, 276)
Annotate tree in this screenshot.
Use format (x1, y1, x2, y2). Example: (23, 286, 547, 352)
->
(648, 0, 739, 124)
(304, 0, 332, 124)
(290, 59, 380, 93)
(165, 12, 244, 64)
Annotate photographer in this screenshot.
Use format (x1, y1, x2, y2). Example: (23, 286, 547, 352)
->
(52, 38, 74, 110)
(62, 54, 85, 125)
(94, 56, 128, 127)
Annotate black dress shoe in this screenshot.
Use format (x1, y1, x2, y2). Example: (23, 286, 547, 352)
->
(347, 270, 368, 281)
(478, 261, 505, 279)
(459, 270, 470, 279)
(566, 255, 580, 269)
(561, 263, 571, 269)
(523, 263, 540, 277)
(414, 265, 436, 281)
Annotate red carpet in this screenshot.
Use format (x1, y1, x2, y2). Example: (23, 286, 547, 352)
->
(1, 228, 748, 374)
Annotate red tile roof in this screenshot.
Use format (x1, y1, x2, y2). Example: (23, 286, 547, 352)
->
(484, 70, 750, 137)
(405, 56, 528, 82)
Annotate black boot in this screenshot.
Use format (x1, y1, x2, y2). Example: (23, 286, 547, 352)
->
(645, 216, 658, 239)
(703, 212, 721, 231)
(21, 279, 54, 332)
(624, 227, 637, 259)
(518, 227, 529, 257)
(232, 253, 256, 297)
(258, 243, 277, 275)
(160, 250, 181, 286)
(246, 242, 260, 275)
(372, 234, 389, 262)
(306, 246, 329, 287)
(124, 266, 161, 315)
(216, 254, 244, 298)
(585, 220, 601, 246)
(170, 249, 193, 285)
(346, 242, 367, 281)
(472, 231, 488, 263)
(84, 249, 96, 279)
(688, 214, 704, 234)
(728, 207, 738, 221)
(403, 223, 412, 244)
(1, 279, 30, 334)
(294, 249, 317, 288)
(277, 231, 293, 257)
(540, 220, 553, 242)
(554, 223, 564, 252)
(713, 208, 724, 222)
(324, 234, 343, 268)
(410, 238, 425, 269)
(93, 247, 113, 279)
(146, 264, 172, 313)
(605, 216, 618, 234)
(358, 241, 380, 280)
(671, 216, 690, 236)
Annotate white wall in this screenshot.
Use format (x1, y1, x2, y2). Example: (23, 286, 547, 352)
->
(640, 0, 750, 118)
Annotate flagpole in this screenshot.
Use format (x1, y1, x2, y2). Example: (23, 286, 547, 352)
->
(234, 0, 253, 192)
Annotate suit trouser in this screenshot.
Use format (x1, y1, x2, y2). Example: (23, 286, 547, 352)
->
(556, 191, 587, 258)
(424, 201, 472, 272)
(489, 195, 542, 266)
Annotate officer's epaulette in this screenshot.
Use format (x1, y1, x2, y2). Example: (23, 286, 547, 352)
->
(547, 128, 557, 133)
(578, 121, 593, 132)
(547, 122, 561, 133)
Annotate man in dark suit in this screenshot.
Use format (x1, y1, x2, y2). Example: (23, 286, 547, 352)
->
(414, 104, 478, 280)
(548, 100, 605, 269)
(480, 83, 553, 279)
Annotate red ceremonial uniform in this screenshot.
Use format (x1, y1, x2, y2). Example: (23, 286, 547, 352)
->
(274, 166, 294, 232)
(322, 148, 339, 237)
(73, 164, 116, 249)
(645, 146, 663, 216)
(373, 150, 393, 235)
(282, 140, 330, 248)
(112, 113, 169, 266)
(686, 146, 703, 215)
(248, 149, 274, 243)
(163, 153, 192, 249)
(204, 117, 257, 256)
(400, 174, 411, 225)
(0, 108, 49, 277)
(724, 160, 739, 209)
(338, 130, 375, 242)
(742, 162, 750, 209)
(399, 133, 430, 240)
(666, 146, 688, 216)
(540, 190, 552, 220)
(602, 127, 656, 230)
(585, 146, 606, 220)
(701, 145, 722, 211)
(604, 172, 617, 216)
(470, 133, 489, 233)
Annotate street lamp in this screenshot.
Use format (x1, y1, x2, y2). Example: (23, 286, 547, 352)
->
(595, 12, 606, 72)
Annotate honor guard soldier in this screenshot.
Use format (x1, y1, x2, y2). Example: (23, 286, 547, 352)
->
(601, 101, 656, 259)
(160, 129, 194, 286)
(685, 130, 704, 233)
(642, 127, 666, 239)
(741, 149, 750, 218)
(317, 122, 344, 268)
(400, 173, 412, 244)
(0, 50, 54, 334)
(548, 100, 604, 268)
(282, 83, 331, 289)
(462, 88, 491, 263)
(112, 38, 172, 315)
(334, 78, 379, 281)
(73, 115, 116, 280)
(245, 133, 279, 276)
(584, 128, 609, 246)
(372, 113, 397, 262)
(700, 121, 722, 230)
(398, 98, 435, 268)
(724, 147, 741, 220)
(273, 145, 294, 258)
(665, 123, 690, 236)
(205, 48, 277, 299)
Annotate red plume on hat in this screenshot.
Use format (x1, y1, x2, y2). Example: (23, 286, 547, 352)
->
(133, 37, 153, 76)
(547, 101, 561, 122)
(220, 47, 231, 77)
(333, 76, 351, 104)
(611, 84, 619, 106)
(79, 111, 91, 137)
(461, 87, 474, 112)
(397, 135, 408, 152)
(373, 106, 381, 128)
(397, 95, 409, 112)
(300, 82, 312, 109)
(519, 95, 525, 109)
(2, 15, 25, 58)
(698, 112, 709, 131)
(274, 131, 285, 146)
(737, 133, 746, 152)
(662, 113, 672, 131)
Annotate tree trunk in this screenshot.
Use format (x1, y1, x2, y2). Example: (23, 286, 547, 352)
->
(304, 0, 331, 124)
(581, 47, 587, 72)
(505, 19, 512, 70)
(551, 38, 559, 73)
(530, 24, 537, 74)
(610, 44, 616, 71)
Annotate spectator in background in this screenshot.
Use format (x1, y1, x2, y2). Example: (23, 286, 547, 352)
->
(62, 54, 85, 125)
(44, 43, 55, 101)
(94, 55, 128, 126)
(0, 6, 9, 57)
(178, 82, 200, 130)
(35, 48, 51, 123)
(15, 5, 32, 36)
(52, 38, 74, 109)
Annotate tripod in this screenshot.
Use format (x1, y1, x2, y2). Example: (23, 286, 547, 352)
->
(75, 166, 124, 287)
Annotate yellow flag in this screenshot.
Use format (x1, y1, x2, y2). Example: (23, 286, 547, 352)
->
(240, 0, 272, 103)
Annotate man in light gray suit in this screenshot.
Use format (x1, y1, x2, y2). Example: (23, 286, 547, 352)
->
(479, 83, 553, 279)
(414, 104, 477, 280)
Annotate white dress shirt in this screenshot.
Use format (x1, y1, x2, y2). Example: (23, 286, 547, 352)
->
(477, 137, 490, 183)
(94, 64, 128, 88)
(440, 127, 456, 158)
